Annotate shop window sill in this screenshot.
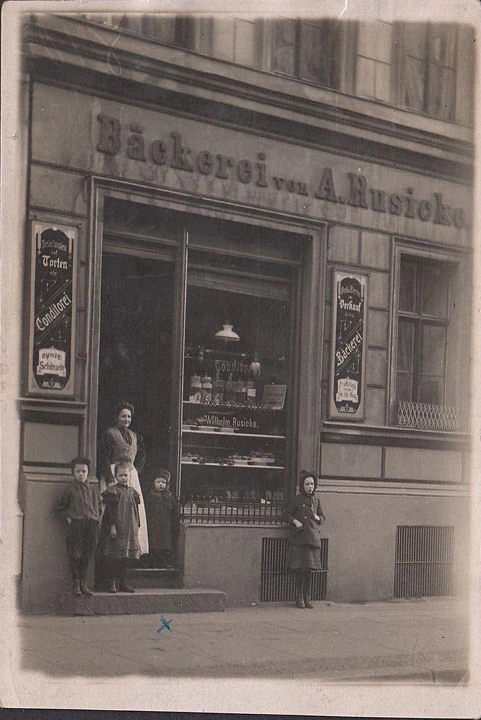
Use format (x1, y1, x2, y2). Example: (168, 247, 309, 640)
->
(321, 420, 470, 450)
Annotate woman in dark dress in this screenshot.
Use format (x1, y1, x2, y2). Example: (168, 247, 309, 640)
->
(98, 401, 148, 555)
(283, 471, 326, 609)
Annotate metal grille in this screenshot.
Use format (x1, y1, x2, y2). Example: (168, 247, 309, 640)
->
(181, 501, 284, 525)
(260, 537, 328, 602)
(397, 401, 460, 431)
(394, 525, 454, 598)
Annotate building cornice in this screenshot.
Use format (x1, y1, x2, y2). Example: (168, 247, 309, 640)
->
(23, 16, 474, 183)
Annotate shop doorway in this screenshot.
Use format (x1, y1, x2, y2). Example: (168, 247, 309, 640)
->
(97, 252, 175, 490)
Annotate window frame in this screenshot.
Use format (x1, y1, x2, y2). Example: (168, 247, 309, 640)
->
(389, 243, 466, 431)
(265, 16, 342, 89)
(394, 22, 459, 122)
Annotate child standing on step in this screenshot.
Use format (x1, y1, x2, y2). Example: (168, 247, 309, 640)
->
(55, 456, 102, 597)
(146, 470, 179, 568)
(98, 459, 141, 593)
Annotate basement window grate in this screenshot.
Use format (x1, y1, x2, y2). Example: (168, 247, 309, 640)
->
(394, 525, 454, 598)
(260, 537, 328, 602)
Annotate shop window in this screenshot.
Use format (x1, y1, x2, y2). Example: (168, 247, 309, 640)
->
(393, 253, 463, 431)
(397, 23, 457, 121)
(180, 249, 297, 512)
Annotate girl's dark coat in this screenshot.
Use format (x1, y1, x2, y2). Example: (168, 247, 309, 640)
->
(283, 492, 325, 547)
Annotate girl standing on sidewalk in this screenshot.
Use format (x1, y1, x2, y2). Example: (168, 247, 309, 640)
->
(98, 460, 141, 593)
(283, 471, 325, 609)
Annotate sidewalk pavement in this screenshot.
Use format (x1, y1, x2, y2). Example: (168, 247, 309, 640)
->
(16, 596, 469, 684)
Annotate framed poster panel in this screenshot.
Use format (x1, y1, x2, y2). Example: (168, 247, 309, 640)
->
(329, 268, 368, 421)
(27, 221, 77, 396)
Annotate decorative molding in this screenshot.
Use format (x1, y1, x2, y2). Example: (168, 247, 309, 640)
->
(23, 21, 473, 183)
(319, 477, 470, 497)
(321, 420, 470, 450)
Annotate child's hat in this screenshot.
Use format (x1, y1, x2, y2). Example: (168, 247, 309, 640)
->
(154, 469, 171, 481)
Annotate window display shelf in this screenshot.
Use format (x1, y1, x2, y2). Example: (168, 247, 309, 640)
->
(183, 400, 285, 412)
(182, 428, 285, 440)
(181, 460, 285, 469)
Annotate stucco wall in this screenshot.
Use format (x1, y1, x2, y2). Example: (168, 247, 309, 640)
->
(21, 475, 84, 613)
(182, 490, 470, 606)
(183, 525, 288, 607)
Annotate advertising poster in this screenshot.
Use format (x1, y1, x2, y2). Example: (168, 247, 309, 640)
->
(28, 221, 77, 395)
(329, 269, 368, 421)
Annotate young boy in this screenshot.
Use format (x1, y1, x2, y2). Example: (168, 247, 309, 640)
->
(146, 470, 179, 568)
(98, 460, 141, 593)
(55, 456, 102, 596)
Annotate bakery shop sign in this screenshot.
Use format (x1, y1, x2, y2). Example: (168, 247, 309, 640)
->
(96, 115, 468, 229)
(28, 222, 77, 395)
(329, 270, 368, 421)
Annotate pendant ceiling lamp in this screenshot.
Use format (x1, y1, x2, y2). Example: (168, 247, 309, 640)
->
(214, 322, 240, 342)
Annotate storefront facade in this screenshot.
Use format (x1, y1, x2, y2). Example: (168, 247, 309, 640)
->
(14, 13, 473, 611)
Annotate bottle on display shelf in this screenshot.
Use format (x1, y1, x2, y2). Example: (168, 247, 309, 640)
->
(201, 375, 212, 404)
(236, 378, 247, 405)
(246, 378, 257, 406)
(189, 374, 202, 403)
(225, 373, 236, 404)
(212, 370, 225, 405)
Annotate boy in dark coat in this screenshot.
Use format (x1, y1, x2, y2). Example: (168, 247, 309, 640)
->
(55, 456, 102, 596)
(146, 470, 179, 568)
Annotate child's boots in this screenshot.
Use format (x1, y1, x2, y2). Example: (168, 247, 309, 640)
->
(118, 563, 135, 593)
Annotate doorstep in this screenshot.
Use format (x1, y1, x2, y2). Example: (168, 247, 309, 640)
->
(59, 588, 226, 616)
(127, 567, 182, 589)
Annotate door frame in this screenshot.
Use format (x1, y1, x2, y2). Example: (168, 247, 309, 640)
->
(86, 178, 325, 496)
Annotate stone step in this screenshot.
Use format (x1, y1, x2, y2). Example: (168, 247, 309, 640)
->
(59, 588, 226, 616)
(127, 567, 182, 589)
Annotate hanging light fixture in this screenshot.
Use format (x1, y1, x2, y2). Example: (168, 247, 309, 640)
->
(214, 322, 240, 342)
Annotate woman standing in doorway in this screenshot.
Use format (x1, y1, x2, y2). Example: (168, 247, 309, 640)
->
(283, 471, 325, 609)
(98, 401, 149, 556)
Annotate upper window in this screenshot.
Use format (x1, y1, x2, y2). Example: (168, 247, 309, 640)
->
(81, 15, 474, 125)
(269, 18, 341, 88)
(356, 21, 393, 103)
(393, 253, 466, 432)
(398, 23, 457, 121)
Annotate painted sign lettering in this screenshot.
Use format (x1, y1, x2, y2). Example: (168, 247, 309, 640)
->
(329, 270, 368, 421)
(96, 115, 468, 229)
(29, 223, 76, 394)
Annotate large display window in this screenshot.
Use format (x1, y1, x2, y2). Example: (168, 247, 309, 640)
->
(181, 279, 292, 506)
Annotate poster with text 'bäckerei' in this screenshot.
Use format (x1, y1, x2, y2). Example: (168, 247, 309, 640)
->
(329, 269, 368, 421)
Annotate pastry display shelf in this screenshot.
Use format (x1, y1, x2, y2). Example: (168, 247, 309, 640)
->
(181, 460, 285, 469)
(182, 428, 285, 440)
(183, 400, 284, 411)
